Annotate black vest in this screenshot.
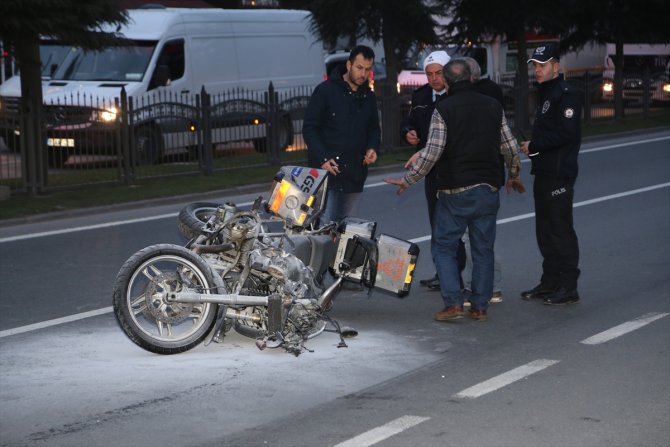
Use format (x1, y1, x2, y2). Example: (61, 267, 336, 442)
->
(434, 81, 503, 190)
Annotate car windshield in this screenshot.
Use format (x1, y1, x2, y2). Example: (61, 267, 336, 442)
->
(52, 41, 157, 82)
(40, 43, 70, 78)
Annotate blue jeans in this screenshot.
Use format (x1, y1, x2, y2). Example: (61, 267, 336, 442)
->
(432, 185, 500, 310)
(322, 190, 362, 224)
(462, 229, 502, 294)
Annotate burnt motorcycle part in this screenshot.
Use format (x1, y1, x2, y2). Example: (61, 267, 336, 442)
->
(340, 326, 359, 338)
(204, 305, 228, 346)
(267, 293, 283, 335)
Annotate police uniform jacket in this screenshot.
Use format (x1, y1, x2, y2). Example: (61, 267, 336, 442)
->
(528, 74, 582, 179)
(399, 83, 448, 150)
(304, 69, 381, 193)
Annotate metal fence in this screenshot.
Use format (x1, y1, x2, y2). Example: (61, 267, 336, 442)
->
(1, 72, 668, 193)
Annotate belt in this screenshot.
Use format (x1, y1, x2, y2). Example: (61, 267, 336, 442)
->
(439, 183, 498, 194)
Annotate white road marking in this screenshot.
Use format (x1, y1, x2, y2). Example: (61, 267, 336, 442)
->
(333, 415, 430, 447)
(0, 306, 113, 338)
(3, 135, 668, 245)
(409, 182, 670, 244)
(453, 359, 560, 399)
(580, 312, 670, 345)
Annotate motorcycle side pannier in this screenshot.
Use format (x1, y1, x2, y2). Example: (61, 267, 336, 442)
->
(374, 234, 419, 298)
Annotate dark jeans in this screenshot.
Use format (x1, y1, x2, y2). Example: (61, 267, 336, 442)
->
(432, 185, 500, 310)
(533, 176, 580, 289)
(425, 170, 466, 276)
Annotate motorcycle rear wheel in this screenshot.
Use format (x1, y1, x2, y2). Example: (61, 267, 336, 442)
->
(177, 202, 220, 240)
(112, 244, 224, 354)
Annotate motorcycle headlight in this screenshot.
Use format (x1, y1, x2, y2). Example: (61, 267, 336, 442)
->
(602, 82, 613, 93)
(663, 83, 670, 93)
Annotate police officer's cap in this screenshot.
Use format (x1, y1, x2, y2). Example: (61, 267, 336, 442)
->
(527, 42, 560, 64)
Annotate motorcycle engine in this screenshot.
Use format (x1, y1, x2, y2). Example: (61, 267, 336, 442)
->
(248, 247, 317, 301)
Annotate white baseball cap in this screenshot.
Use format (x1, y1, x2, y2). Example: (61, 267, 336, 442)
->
(423, 50, 450, 71)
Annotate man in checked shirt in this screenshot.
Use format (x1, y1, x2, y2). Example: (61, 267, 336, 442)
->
(385, 59, 525, 322)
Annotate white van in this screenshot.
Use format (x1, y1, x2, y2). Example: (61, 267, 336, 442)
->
(0, 7, 324, 163)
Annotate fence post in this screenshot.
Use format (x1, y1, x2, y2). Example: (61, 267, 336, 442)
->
(200, 86, 213, 175)
(583, 71, 591, 126)
(119, 88, 133, 185)
(642, 67, 651, 118)
(266, 82, 281, 165)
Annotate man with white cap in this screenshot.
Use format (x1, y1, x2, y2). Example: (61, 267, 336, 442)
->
(520, 42, 582, 305)
(399, 50, 457, 291)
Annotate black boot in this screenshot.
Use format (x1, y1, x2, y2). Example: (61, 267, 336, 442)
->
(521, 283, 556, 300)
(543, 287, 580, 305)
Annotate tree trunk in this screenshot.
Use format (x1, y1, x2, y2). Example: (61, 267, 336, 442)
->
(16, 32, 46, 194)
(614, 38, 624, 120)
(514, 30, 531, 130)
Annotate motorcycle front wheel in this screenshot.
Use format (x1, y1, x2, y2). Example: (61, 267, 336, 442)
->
(112, 244, 224, 354)
(177, 202, 220, 240)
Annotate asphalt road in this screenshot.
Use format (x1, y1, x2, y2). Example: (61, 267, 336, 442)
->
(0, 129, 669, 447)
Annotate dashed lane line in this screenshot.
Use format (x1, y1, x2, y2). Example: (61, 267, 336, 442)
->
(580, 312, 670, 345)
(333, 415, 430, 447)
(452, 359, 560, 399)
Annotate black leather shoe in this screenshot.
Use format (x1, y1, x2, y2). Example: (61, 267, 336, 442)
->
(420, 274, 439, 287)
(521, 283, 556, 300)
(427, 278, 441, 291)
(543, 287, 580, 305)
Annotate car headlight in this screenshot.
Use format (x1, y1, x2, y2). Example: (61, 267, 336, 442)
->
(663, 83, 670, 93)
(93, 106, 118, 122)
(602, 82, 613, 93)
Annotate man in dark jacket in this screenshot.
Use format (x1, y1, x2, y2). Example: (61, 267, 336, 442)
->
(520, 42, 582, 305)
(400, 50, 451, 290)
(304, 45, 381, 224)
(385, 59, 524, 322)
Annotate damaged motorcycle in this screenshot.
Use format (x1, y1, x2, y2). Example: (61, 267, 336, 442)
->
(112, 166, 419, 355)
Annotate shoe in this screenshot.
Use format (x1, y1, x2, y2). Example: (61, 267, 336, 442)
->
(467, 308, 488, 321)
(489, 291, 503, 304)
(543, 287, 580, 305)
(434, 305, 464, 321)
(463, 299, 471, 308)
(420, 274, 439, 287)
(521, 283, 556, 300)
(427, 280, 441, 291)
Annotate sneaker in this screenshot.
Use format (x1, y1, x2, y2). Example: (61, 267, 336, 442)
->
(489, 291, 503, 303)
(463, 299, 471, 308)
(543, 287, 580, 305)
(434, 305, 464, 321)
(521, 283, 555, 300)
(467, 308, 488, 321)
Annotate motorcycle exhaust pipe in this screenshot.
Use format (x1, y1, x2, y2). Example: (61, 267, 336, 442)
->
(316, 276, 343, 311)
(168, 292, 269, 306)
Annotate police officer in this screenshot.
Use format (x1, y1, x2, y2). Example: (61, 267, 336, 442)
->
(520, 42, 582, 305)
(400, 50, 454, 290)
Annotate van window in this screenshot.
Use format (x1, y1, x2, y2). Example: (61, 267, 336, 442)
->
(52, 41, 156, 82)
(149, 39, 185, 90)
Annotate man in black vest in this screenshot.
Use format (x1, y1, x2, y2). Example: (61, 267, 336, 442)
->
(385, 59, 524, 322)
